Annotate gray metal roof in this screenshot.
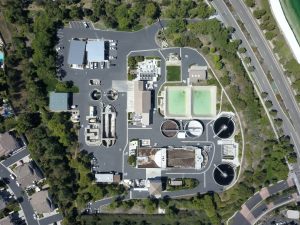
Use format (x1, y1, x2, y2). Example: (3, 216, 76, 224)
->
(67, 40, 86, 65)
(86, 40, 105, 62)
(49, 92, 68, 111)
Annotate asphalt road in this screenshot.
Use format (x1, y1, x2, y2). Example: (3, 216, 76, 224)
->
(0, 163, 38, 225)
(39, 213, 63, 225)
(228, 0, 300, 136)
(211, 0, 300, 159)
(2, 148, 29, 167)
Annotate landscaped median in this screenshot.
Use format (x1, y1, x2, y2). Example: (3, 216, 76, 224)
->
(166, 178, 199, 191)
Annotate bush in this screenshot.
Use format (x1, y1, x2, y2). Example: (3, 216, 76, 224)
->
(253, 9, 266, 19)
(245, 0, 255, 7)
(202, 46, 210, 55)
(265, 32, 276, 40)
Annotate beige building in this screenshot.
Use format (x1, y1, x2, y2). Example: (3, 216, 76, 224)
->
(188, 65, 207, 85)
(15, 162, 43, 189)
(30, 190, 53, 214)
(0, 132, 20, 157)
(128, 81, 151, 126)
(147, 179, 162, 198)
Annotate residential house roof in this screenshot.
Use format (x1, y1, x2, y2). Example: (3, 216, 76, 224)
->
(15, 162, 43, 188)
(30, 190, 53, 214)
(0, 132, 20, 157)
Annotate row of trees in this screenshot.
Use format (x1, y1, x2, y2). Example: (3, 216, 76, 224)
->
(244, 0, 300, 102)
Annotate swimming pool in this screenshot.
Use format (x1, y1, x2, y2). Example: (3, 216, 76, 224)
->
(0, 52, 4, 63)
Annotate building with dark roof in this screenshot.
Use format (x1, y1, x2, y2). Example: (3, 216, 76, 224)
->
(0, 132, 20, 157)
(49, 92, 69, 112)
(67, 39, 86, 69)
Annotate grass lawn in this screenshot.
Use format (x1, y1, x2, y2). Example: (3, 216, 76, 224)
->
(167, 65, 181, 81)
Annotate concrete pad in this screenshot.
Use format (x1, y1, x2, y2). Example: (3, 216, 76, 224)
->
(288, 177, 295, 187)
(146, 168, 161, 179)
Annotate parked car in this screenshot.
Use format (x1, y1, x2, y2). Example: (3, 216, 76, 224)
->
(9, 174, 16, 180)
(83, 21, 89, 28)
(100, 62, 105, 69)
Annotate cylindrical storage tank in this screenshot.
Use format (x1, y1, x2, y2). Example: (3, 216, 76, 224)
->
(185, 120, 204, 138)
(213, 163, 235, 186)
(161, 120, 179, 138)
(213, 116, 235, 139)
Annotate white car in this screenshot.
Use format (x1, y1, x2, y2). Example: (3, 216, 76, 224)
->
(109, 46, 116, 50)
(100, 62, 104, 69)
(109, 56, 116, 60)
(9, 174, 16, 180)
(71, 105, 77, 109)
(83, 22, 89, 28)
(33, 213, 37, 220)
(16, 181, 20, 186)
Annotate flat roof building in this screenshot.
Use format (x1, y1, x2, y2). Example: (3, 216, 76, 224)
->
(137, 146, 204, 169)
(49, 92, 69, 112)
(67, 39, 86, 69)
(95, 173, 121, 183)
(127, 81, 151, 126)
(188, 65, 207, 85)
(86, 40, 105, 63)
(147, 179, 162, 198)
(0, 132, 20, 157)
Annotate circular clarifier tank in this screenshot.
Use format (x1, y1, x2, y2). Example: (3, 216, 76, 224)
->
(213, 116, 235, 139)
(90, 89, 102, 101)
(161, 120, 179, 138)
(185, 120, 204, 138)
(213, 164, 235, 186)
(107, 89, 118, 101)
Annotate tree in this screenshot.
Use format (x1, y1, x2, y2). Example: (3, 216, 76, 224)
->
(245, 0, 255, 7)
(244, 57, 251, 64)
(248, 66, 255, 72)
(145, 2, 160, 20)
(127, 155, 136, 166)
(261, 92, 268, 98)
(238, 47, 247, 53)
(253, 9, 266, 19)
(265, 31, 276, 40)
(16, 113, 40, 133)
(202, 46, 210, 55)
(265, 100, 273, 108)
(269, 109, 277, 117)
